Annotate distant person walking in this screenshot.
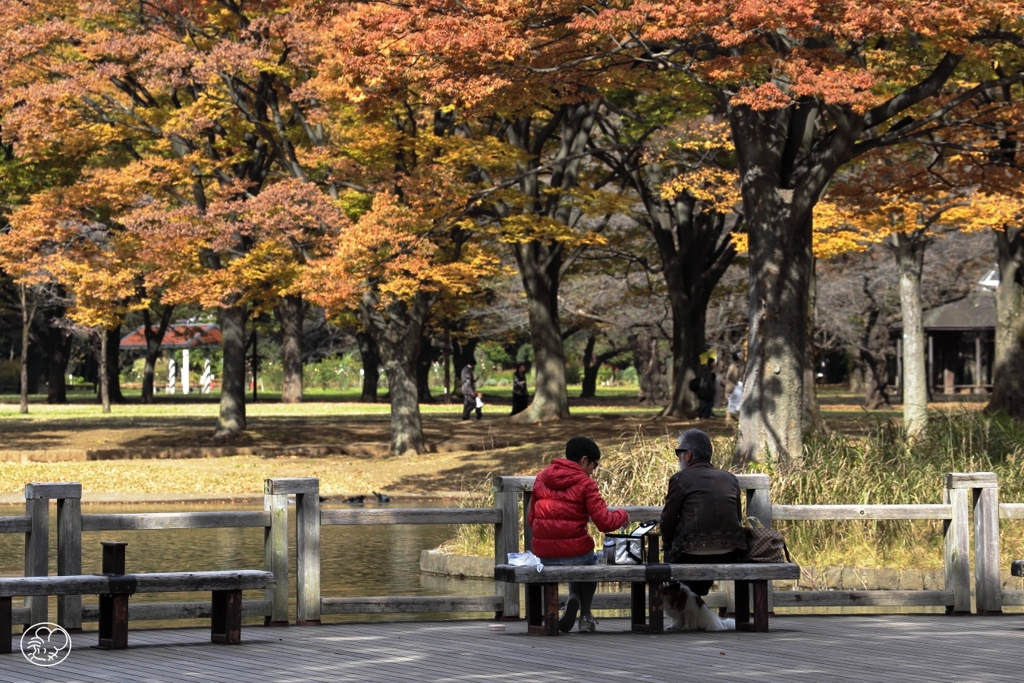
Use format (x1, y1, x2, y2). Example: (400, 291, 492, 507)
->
(695, 358, 717, 419)
(511, 364, 530, 415)
(723, 352, 743, 422)
(461, 360, 479, 420)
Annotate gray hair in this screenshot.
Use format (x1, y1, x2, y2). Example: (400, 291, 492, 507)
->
(676, 429, 713, 463)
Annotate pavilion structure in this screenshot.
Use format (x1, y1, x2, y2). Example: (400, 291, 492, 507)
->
(896, 289, 996, 396)
(119, 323, 222, 394)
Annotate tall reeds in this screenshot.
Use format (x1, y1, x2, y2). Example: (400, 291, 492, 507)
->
(440, 411, 1024, 568)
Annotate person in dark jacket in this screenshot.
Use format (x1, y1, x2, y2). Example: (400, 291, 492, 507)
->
(695, 358, 717, 419)
(460, 361, 478, 420)
(511, 364, 529, 415)
(528, 436, 628, 633)
(660, 429, 747, 596)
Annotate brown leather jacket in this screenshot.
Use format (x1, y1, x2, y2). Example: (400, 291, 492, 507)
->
(660, 461, 747, 560)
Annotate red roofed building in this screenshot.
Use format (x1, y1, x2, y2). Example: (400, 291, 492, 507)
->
(119, 324, 222, 350)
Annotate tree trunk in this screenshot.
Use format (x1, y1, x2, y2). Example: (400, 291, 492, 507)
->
(629, 332, 666, 404)
(860, 301, 892, 410)
(503, 103, 601, 422)
(513, 242, 570, 421)
(356, 331, 380, 402)
(141, 306, 174, 403)
(360, 291, 433, 455)
(803, 261, 821, 430)
(988, 225, 1024, 418)
(888, 231, 929, 436)
(214, 302, 247, 437)
(18, 284, 33, 414)
(441, 322, 452, 403)
(623, 176, 734, 419)
(105, 326, 125, 403)
(847, 346, 864, 395)
(662, 286, 709, 418)
(276, 294, 305, 404)
(416, 332, 434, 402)
(581, 335, 598, 398)
(39, 312, 70, 405)
(98, 329, 111, 413)
(730, 109, 817, 469)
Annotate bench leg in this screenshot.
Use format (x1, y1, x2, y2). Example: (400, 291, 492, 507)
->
(630, 581, 646, 629)
(211, 590, 242, 644)
(751, 580, 769, 632)
(734, 580, 752, 632)
(1, 596, 11, 654)
(97, 594, 129, 649)
(526, 583, 559, 635)
(630, 582, 664, 633)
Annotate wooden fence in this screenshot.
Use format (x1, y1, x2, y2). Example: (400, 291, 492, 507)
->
(1, 471, 1020, 629)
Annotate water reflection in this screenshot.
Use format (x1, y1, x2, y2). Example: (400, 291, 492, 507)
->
(0, 502, 494, 627)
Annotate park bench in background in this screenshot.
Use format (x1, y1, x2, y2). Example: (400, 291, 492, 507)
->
(1, 541, 274, 652)
(494, 561, 800, 635)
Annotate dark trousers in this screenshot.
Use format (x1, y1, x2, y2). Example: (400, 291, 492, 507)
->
(462, 400, 480, 420)
(511, 394, 528, 415)
(672, 548, 746, 596)
(538, 552, 597, 616)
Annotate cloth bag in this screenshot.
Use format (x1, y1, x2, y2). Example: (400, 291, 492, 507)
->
(744, 517, 791, 563)
(604, 520, 657, 565)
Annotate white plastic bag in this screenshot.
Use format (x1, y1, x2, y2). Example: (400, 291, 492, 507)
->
(507, 551, 544, 572)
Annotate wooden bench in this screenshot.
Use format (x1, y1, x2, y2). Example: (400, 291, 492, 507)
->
(0, 570, 275, 652)
(494, 562, 800, 635)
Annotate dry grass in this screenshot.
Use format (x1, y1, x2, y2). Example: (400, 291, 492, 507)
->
(441, 411, 1024, 569)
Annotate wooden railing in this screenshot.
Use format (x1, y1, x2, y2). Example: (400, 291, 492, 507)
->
(491, 472, 1014, 616)
(1, 471, 1020, 630)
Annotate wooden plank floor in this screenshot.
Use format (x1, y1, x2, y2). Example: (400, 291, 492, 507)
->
(3, 615, 1023, 682)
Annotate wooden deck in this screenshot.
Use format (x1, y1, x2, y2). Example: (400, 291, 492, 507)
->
(3, 615, 1022, 682)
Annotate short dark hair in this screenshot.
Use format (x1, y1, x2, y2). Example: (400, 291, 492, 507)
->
(676, 429, 712, 463)
(565, 436, 601, 463)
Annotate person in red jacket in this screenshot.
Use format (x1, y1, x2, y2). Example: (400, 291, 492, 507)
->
(527, 436, 628, 633)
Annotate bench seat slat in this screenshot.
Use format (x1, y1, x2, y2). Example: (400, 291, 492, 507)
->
(495, 563, 799, 583)
(0, 570, 274, 596)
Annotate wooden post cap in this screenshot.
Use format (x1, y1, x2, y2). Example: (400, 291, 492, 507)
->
(25, 483, 82, 499)
(945, 473, 998, 489)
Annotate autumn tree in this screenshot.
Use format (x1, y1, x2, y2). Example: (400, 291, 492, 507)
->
(822, 148, 1022, 433)
(314, 0, 1024, 464)
(3, 0, 356, 433)
(594, 99, 741, 417)
(298, 100, 511, 453)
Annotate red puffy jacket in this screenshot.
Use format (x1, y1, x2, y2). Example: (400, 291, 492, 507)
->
(527, 458, 629, 559)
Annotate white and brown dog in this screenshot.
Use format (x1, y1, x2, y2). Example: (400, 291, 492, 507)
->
(662, 582, 735, 631)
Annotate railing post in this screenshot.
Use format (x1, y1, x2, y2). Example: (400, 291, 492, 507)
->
(56, 483, 83, 631)
(281, 478, 322, 625)
(944, 474, 972, 614)
(969, 473, 1001, 614)
(24, 483, 55, 627)
(263, 479, 290, 626)
(743, 474, 773, 615)
(493, 476, 522, 620)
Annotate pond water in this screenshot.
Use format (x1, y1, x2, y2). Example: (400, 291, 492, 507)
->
(0, 501, 494, 627)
